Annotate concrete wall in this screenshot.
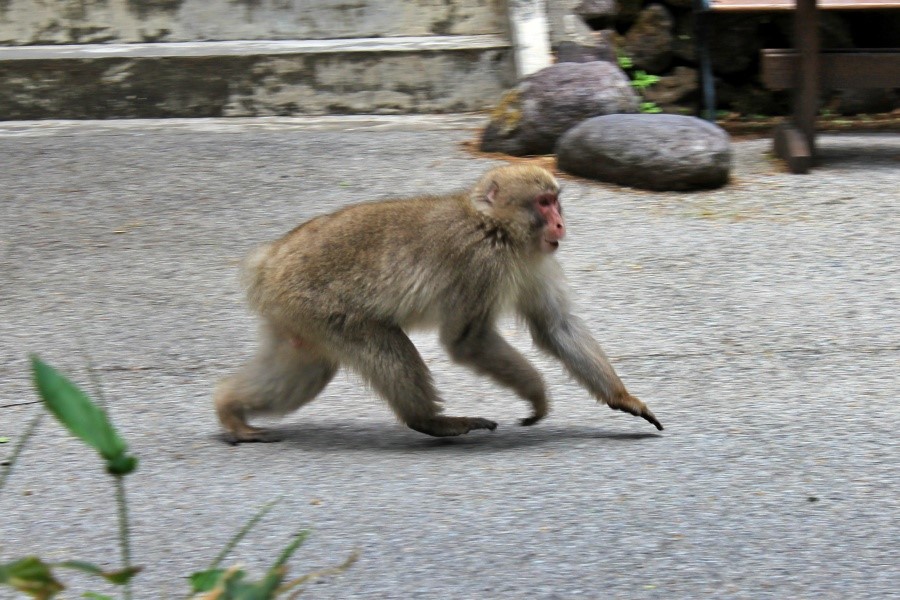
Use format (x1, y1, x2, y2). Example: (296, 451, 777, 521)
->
(0, 0, 508, 45)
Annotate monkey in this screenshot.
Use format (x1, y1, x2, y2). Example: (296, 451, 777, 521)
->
(215, 164, 662, 442)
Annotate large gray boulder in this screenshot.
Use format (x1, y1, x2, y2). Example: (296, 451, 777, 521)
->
(556, 114, 731, 191)
(480, 62, 639, 156)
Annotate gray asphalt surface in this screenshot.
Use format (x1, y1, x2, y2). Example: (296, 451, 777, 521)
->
(1, 117, 898, 599)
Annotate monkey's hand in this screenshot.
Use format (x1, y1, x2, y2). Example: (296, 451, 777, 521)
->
(607, 392, 664, 431)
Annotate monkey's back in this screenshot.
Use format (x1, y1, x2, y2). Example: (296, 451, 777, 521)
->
(245, 194, 515, 333)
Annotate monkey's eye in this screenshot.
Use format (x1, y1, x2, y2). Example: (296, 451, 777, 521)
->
(538, 196, 553, 207)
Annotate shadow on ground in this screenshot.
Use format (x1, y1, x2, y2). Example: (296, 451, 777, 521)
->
(816, 137, 900, 165)
(213, 422, 662, 453)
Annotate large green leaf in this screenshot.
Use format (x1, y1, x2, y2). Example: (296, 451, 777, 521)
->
(0, 556, 65, 599)
(189, 568, 227, 593)
(29, 355, 137, 475)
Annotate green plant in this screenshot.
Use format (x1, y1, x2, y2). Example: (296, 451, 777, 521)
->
(0, 356, 141, 599)
(0, 356, 355, 599)
(630, 70, 660, 91)
(188, 508, 358, 599)
(617, 51, 663, 114)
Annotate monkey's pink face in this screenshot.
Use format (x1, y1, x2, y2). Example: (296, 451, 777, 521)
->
(537, 192, 566, 253)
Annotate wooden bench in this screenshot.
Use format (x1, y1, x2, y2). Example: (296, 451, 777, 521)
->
(695, 0, 900, 173)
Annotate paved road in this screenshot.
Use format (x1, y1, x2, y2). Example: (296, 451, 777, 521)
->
(1, 117, 898, 599)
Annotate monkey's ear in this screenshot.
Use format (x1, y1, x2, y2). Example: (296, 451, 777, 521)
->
(472, 180, 499, 213)
(483, 181, 499, 206)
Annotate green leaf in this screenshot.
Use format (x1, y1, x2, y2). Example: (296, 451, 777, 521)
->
(640, 102, 663, 114)
(249, 531, 310, 598)
(82, 593, 115, 599)
(21, 560, 141, 588)
(0, 437, 9, 443)
(256, 567, 287, 598)
(210, 498, 281, 569)
(189, 568, 227, 593)
(55, 561, 104, 576)
(101, 566, 141, 585)
(190, 567, 279, 599)
(29, 355, 137, 476)
(271, 531, 310, 570)
(0, 556, 65, 599)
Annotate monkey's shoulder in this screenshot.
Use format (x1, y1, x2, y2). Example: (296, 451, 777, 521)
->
(284, 195, 461, 240)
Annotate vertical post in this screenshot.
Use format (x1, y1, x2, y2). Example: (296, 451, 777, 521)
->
(694, 0, 716, 121)
(794, 0, 819, 158)
(508, 0, 553, 78)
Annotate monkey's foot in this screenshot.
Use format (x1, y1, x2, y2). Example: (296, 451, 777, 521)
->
(519, 412, 547, 427)
(607, 394, 664, 431)
(407, 416, 498, 437)
(223, 425, 282, 445)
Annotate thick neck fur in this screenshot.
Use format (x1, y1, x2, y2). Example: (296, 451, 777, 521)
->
(459, 194, 537, 257)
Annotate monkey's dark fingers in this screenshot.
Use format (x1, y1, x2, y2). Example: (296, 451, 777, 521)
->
(641, 409, 664, 431)
(608, 402, 664, 431)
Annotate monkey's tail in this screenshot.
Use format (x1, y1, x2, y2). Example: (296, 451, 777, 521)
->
(241, 243, 274, 313)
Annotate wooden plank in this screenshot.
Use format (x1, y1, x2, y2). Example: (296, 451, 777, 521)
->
(762, 50, 900, 89)
(706, 0, 900, 11)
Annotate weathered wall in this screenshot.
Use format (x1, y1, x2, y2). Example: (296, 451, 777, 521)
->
(0, 44, 515, 118)
(0, 0, 508, 45)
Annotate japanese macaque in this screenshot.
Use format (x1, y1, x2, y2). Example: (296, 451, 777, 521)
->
(215, 165, 662, 442)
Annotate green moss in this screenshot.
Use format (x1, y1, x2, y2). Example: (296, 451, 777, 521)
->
(490, 89, 522, 135)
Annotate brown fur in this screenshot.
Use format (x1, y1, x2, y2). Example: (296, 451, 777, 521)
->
(215, 165, 662, 442)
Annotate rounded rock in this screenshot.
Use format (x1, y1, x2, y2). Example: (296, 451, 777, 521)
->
(480, 62, 639, 156)
(556, 113, 732, 191)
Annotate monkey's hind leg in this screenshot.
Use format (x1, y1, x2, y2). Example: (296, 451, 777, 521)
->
(215, 327, 337, 444)
(336, 323, 497, 437)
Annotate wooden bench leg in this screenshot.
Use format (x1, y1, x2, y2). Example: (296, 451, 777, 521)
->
(774, 122, 812, 174)
(794, 0, 819, 164)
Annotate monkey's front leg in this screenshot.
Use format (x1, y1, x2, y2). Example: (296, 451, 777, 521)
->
(522, 283, 663, 431)
(442, 323, 549, 427)
(336, 323, 497, 437)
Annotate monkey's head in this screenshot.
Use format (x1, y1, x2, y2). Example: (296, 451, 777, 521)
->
(470, 165, 565, 254)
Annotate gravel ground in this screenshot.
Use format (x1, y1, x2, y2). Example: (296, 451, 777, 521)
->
(0, 117, 898, 599)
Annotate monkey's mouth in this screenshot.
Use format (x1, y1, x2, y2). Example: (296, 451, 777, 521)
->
(544, 240, 560, 251)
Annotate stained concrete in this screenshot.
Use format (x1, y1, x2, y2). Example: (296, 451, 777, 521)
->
(0, 0, 507, 45)
(0, 37, 514, 118)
